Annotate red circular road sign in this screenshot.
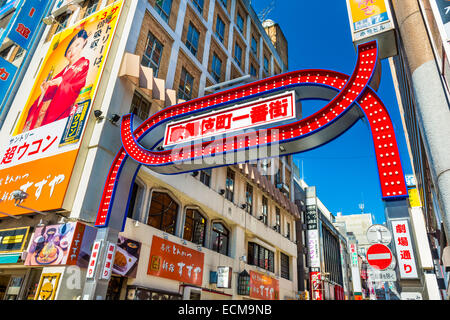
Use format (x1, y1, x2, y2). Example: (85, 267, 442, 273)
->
(366, 243, 392, 270)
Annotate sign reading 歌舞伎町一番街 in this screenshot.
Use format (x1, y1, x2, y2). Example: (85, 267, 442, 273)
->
(0, 0, 124, 218)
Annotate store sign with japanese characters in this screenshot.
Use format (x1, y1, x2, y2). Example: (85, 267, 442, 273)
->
(163, 91, 297, 147)
(86, 240, 102, 279)
(100, 242, 116, 280)
(249, 271, 279, 300)
(346, 0, 394, 41)
(147, 236, 204, 286)
(0, 0, 124, 217)
(310, 271, 323, 301)
(391, 220, 418, 279)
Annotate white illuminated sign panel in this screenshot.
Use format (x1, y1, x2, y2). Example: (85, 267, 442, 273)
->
(391, 220, 418, 279)
(164, 91, 296, 147)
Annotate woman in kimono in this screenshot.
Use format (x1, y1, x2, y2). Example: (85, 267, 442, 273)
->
(22, 29, 90, 132)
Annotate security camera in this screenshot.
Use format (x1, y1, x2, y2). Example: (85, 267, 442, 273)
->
(11, 190, 28, 204)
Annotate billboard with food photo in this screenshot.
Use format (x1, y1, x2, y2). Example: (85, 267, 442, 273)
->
(112, 236, 141, 278)
(24, 221, 97, 267)
(0, 0, 124, 217)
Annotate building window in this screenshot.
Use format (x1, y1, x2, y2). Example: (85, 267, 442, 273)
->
(234, 43, 242, 67)
(275, 207, 280, 233)
(55, 12, 70, 33)
(199, 168, 211, 187)
(250, 64, 257, 77)
(286, 222, 291, 240)
(83, 0, 99, 18)
(155, 0, 173, 23)
(211, 53, 222, 82)
(211, 222, 229, 255)
(191, 0, 204, 14)
(130, 91, 151, 120)
(215, 16, 225, 43)
(245, 183, 253, 215)
(225, 168, 235, 202)
(261, 196, 268, 225)
(248, 242, 274, 272)
(251, 36, 257, 56)
(280, 252, 290, 280)
(127, 182, 145, 221)
(183, 209, 207, 246)
(142, 31, 163, 77)
(178, 67, 194, 101)
(185, 23, 200, 57)
(236, 13, 244, 34)
(263, 56, 269, 73)
(147, 192, 179, 235)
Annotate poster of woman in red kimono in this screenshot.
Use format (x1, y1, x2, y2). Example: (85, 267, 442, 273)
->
(22, 29, 90, 132)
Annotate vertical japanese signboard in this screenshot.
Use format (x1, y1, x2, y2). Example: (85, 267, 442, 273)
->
(147, 236, 204, 286)
(346, 0, 396, 58)
(391, 219, 419, 279)
(0, 0, 124, 218)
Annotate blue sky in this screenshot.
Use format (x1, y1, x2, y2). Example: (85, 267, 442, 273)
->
(251, 0, 412, 223)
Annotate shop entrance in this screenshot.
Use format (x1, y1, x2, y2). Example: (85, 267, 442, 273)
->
(0, 268, 41, 300)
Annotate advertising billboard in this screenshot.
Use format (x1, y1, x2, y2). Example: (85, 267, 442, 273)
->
(147, 236, 205, 286)
(391, 219, 419, 279)
(249, 270, 279, 300)
(0, 0, 124, 217)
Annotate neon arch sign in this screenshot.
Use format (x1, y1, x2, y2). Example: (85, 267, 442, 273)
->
(95, 40, 407, 230)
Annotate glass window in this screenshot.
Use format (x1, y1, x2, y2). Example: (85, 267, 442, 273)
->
(183, 209, 207, 246)
(147, 192, 179, 235)
(280, 252, 290, 280)
(191, 0, 204, 14)
(83, 0, 99, 18)
(245, 183, 253, 215)
(211, 222, 229, 255)
(286, 222, 291, 240)
(142, 31, 164, 77)
(234, 43, 242, 66)
(236, 13, 244, 34)
(215, 16, 225, 43)
(127, 182, 145, 221)
(225, 168, 235, 202)
(275, 207, 280, 233)
(211, 53, 222, 82)
(55, 12, 70, 33)
(130, 91, 151, 120)
(263, 56, 269, 73)
(247, 242, 274, 273)
(251, 36, 257, 56)
(199, 168, 211, 187)
(155, 0, 173, 23)
(250, 64, 257, 77)
(178, 67, 194, 101)
(261, 196, 268, 225)
(186, 23, 200, 57)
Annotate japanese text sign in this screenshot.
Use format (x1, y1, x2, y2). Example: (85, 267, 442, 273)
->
(347, 0, 389, 31)
(310, 271, 322, 300)
(0, 226, 30, 253)
(86, 240, 102, 278)
(147, 236, 204, 286)
(391, 220, 418, 279)
(0, 57, 18, 98)
(0, 0, 124, 218)
(100, 242, 116, 280)
(164, 91, 296, 147)
(8, 0, 49, 50)
(249, 271, 279, 300)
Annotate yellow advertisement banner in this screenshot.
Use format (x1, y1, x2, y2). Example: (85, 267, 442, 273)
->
(0, 0, 124, 217)
(408, 188, 422, 208)
(348, 0, 389, 31)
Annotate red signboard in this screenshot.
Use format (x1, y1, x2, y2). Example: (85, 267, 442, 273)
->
(310, 271, 323, 300)
(147, 236, 204, 286)
(249, 270, 279, 300)
(164, 91, 296, 147)
(366, 243, 392, 270)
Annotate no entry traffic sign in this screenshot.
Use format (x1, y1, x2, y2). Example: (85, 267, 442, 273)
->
(366, 243, 392, 270)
